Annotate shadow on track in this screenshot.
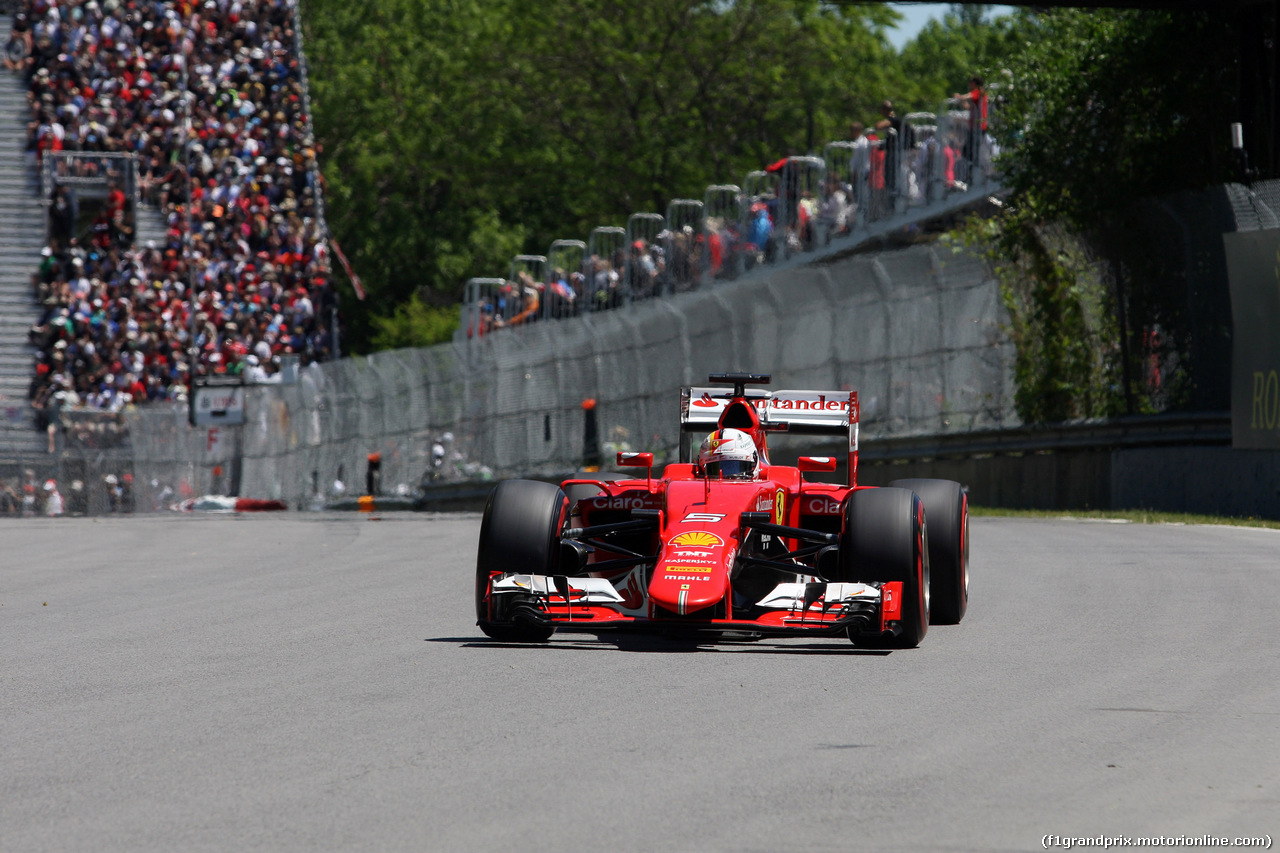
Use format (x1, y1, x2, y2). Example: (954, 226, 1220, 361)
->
(426, 634, 892, 656)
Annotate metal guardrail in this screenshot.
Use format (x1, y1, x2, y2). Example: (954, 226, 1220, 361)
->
(858, 412, 1232, 463)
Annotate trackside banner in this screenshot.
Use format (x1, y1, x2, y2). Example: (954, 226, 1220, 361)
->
(1224, 229, 1280, 449)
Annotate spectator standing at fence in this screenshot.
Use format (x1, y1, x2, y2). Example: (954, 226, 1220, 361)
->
(953, 76, 988, 173)
(49, 186, 73, 244)
(590, 256, 619, 310)
(104, 474, 123, 512)
(745, 203, 772, 261)
(849, 121, 868, 148)
(67, 479, 87, 516)
(104, 180, 125, 221)
(848, 121, 869, 173)
(31, 382, 64, 454)
(43, 479, 63, 516)
(875, 101, 903, 195)
(0, 480, 19, 515)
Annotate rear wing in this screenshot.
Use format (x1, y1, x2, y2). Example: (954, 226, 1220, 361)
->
(679, 386, 860, 486)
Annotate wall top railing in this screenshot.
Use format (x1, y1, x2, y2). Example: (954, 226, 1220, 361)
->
(860, 411, 1231, 463)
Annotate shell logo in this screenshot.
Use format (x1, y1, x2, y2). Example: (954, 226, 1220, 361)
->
(670, 531, 724, 548)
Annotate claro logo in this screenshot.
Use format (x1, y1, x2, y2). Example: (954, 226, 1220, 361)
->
(805, 496, 842, 515)
(590, 496, 650, 510)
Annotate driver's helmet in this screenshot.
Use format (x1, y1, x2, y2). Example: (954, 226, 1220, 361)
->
(697, 428, 759, 480)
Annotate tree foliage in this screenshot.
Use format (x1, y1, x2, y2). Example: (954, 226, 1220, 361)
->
(950, 210, 1121, 423)
(996, 9, 1239, 228)
(304, 0, 528, 352)
(895, 5, 1023, 108)
(303, 0, 938, 352)
(968, 8, 1245, 421)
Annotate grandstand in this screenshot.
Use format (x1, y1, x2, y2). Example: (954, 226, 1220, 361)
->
(2, 0, 335, 468)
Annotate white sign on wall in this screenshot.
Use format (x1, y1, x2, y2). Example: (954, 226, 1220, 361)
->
(192, 384, 246, 426)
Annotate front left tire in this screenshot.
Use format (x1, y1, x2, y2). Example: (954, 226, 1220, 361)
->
(839, 487, 929, 648)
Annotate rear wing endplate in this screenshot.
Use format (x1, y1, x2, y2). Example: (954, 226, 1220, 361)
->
(679, 387, 860, 486)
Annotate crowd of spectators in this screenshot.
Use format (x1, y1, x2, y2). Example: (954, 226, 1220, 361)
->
(466, 77, 991, 339)
(13, 0, 335, 422)
(0, 468, 137, 516)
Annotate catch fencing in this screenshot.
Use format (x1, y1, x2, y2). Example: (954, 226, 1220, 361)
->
(460, 97, 998, 337)
(34, 238, 1014, 512)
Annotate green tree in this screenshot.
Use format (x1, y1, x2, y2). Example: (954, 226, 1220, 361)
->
(304, 0, 526, 352)
(971, 9, 1243, 420)
(997, 9, 1238, 226)
(503, 0, 902, 223)
(896, 5, 1025, 109)
(304, 0, 907, 352)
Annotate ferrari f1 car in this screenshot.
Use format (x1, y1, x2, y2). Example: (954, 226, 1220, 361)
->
(474, 373, 968, 647)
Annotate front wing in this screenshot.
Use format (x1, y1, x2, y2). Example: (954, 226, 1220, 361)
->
(484, 574, 905, 637)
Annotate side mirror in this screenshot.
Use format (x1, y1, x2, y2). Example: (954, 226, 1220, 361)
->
(617, 452, 653, 469)
(798, 456, 837, 472)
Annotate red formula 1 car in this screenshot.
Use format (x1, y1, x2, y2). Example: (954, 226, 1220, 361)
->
(474, 373, 968, 647)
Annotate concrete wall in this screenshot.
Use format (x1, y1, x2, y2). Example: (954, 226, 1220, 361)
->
(117, 234, 1280, 519)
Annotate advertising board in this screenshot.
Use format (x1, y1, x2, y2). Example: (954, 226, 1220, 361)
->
(1224, 229, 1280, 449)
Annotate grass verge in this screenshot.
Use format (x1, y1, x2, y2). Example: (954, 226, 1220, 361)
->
(970, 505, 1280, 530)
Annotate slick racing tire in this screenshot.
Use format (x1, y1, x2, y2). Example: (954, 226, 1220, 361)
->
(475, 479, 569, 642)
(839, 487, 928, 648)
(890, 478, 968, 625)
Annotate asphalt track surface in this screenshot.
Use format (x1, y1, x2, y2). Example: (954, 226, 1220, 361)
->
(2, 513, 1278, 853)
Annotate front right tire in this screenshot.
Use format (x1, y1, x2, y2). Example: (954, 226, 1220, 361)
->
(474, 479, 568, 642)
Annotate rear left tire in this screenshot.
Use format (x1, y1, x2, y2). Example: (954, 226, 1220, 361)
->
(890, 478, 968, 625)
